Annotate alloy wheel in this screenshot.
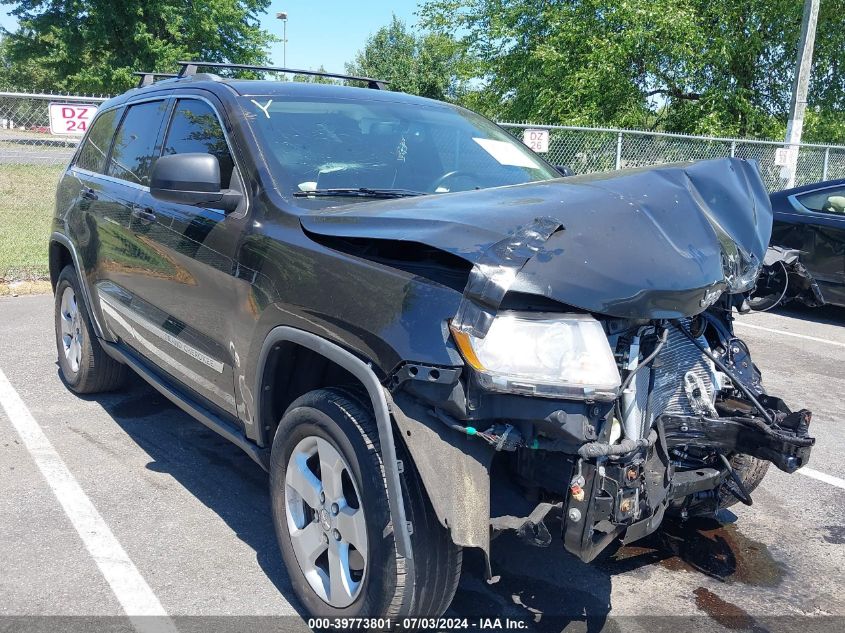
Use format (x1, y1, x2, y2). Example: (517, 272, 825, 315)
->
(59, 286, 82, 373)
(285, 435, 368, 608)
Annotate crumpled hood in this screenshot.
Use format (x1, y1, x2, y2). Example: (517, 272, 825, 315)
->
(300, 158, 772, 319)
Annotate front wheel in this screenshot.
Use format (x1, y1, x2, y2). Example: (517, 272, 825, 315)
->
(748, 262, 789, 312)
(718, 453, 770, 509)
(270, 387, 462, 618)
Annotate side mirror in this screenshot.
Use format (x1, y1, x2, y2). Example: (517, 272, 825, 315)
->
(555, 165, 575, 177)
(151, 153, 242, 213)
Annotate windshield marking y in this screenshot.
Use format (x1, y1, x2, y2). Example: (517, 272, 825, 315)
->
(250, 99, 273, 119)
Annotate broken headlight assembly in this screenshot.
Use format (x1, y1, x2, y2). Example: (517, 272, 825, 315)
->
(721, 241, 761, 294)
(450, 312, 621, 400)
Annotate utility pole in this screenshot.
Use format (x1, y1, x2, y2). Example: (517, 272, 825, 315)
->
(276, 11, 288, 67)
(782, 0, 819, 188)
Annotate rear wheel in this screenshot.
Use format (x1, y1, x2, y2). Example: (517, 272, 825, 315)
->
(54, 265, 126, 394)
(270, 387, 462, 618)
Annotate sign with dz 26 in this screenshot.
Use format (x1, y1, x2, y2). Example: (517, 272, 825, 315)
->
(522, 128, 550, 153)
(48, 103, 98, 135)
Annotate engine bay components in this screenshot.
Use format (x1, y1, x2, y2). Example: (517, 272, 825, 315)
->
(392, 299, 816, 567)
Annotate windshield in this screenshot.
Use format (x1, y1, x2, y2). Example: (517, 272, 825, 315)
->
(240, 96, 558, 200)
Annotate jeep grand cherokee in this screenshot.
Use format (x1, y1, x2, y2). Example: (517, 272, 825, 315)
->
(49, 61, 815, 619)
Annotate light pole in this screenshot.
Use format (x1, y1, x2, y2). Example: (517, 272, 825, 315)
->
(276, 11, 288, 67)
(782, 0, 819, 187)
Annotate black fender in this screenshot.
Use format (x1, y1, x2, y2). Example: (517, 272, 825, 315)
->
(253, 326, 415, 585)
(49, 231, 109, 340)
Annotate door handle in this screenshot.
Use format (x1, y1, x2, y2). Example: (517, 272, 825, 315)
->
(130, 206, 157, 223)
(81, 187, 98, 201)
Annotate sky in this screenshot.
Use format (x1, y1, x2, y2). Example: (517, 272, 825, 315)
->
(0, 0, 422, 73)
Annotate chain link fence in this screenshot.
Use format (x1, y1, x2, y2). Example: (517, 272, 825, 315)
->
(498, 122, 845, 191)
(1, 91, 108, 166)
(4, 91, 844, 182)
(1, 92, 109, 282)
(3, 90, 845, 282)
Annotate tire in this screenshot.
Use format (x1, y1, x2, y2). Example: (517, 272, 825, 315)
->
(748, 263, 788, 312)
(54, 265, 127, 394)
(747, 293, 782, 312)
(269, 387, 462, 618)
(718, 453, 770, 509)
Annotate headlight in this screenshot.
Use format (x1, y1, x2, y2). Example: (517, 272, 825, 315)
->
(450, 312, 621, 400)
(722, 244, 760, 294)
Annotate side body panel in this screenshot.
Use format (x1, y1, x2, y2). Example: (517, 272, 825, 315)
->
(233, 194, 466, 440)
(100, 91, 251, 417)
(771, 186, 845, 306)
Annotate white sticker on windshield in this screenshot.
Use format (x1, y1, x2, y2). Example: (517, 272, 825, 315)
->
(472, 137, 538, 168)
(250, 99, 273, 119)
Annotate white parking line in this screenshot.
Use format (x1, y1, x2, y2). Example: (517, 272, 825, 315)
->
(734, 320, 845, 348)
(798, 467, 845, 491)
(0, 368, 176, 633)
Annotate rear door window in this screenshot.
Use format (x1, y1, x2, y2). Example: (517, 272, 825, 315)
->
(796, 186, 845, 215)
(75, 108, 121, 173)
(162, 99, 235, 186)
(107, 100, 168, 186)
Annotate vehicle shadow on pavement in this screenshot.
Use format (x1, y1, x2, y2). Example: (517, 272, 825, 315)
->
(770, 303, 845, 327)
(88, 373, 778, 630)
(447, 511, 784, 632)
(449, 541, 614, 632)
(87, 372, 308, 617)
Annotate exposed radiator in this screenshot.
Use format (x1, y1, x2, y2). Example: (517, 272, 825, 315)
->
(648, 321, 718, 420)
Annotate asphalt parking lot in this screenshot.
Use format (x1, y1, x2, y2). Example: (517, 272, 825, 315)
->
(1, 293, 843, 633)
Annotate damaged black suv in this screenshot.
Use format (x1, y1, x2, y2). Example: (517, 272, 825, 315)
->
(50, 62, 815, 618)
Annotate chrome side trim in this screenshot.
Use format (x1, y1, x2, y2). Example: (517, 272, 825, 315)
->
(100, 300, 235, 409)
(70, 166, 151, 193)
(99, 293, 225, 375)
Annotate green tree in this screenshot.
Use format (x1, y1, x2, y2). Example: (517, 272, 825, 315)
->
(292, 65, 338, 84)
(0, 28, 53, 90)
(0, 0, 274, 93)
(345, 15, 465, 101)
(419, 0, 845, 141)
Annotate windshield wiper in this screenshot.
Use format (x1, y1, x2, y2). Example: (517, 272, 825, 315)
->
(293, 187, 427, 199)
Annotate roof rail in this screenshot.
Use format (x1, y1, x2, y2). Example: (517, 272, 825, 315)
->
(176, 61, 389, 90)
(133, 72, 179, 88)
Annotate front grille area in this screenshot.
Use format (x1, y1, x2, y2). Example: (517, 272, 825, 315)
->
(648, 322, 717, 420)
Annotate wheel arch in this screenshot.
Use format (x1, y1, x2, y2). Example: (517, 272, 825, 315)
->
(49, 232, 106, 339)
(254, 326, 415, 568)
(259, 339, 362, 444)
(49, 238, 73, 290)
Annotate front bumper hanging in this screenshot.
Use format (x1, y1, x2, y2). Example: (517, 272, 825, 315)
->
(561, 408, 814, 562)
